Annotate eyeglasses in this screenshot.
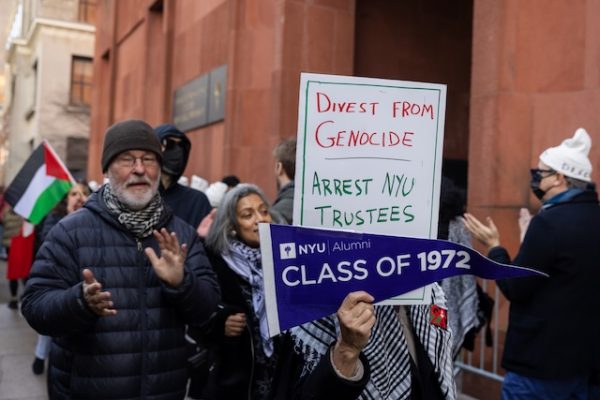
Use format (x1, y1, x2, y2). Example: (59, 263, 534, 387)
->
(530, 168, 556, 179)
(115, 155, 158, 168)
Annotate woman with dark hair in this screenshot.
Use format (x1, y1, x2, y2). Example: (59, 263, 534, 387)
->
(31, 181, 91, 375)
(201, 183, 457, 399)
(201, 183, 374, 400)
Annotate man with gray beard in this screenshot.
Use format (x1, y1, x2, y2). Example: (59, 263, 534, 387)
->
(22, 119, 221, 399)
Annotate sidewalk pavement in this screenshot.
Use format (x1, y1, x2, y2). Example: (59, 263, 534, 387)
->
(0, 260, 47, 400)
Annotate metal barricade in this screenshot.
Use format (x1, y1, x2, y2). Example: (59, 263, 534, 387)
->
(454, 279, 506, 384)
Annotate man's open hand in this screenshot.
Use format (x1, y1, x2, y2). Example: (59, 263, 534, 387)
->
(145, 228, 187, 288)
(82, 269, 117, 317)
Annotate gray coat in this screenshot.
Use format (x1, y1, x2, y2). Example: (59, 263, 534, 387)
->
(271, 182, 294, 224)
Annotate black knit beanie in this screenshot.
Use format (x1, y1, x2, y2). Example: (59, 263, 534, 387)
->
(101, 119, 163, 172)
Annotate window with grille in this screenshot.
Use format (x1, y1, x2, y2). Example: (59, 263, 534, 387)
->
(70, 56, 93, 107)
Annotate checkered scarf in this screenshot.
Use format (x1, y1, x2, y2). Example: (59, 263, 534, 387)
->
(102, 184, 164, 239)
(291, 284, 456, 399)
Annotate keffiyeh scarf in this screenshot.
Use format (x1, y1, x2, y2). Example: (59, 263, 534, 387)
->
(102, 184, 164, 238)
(223, 240, 274, 357)
(291, 284, 456, 399)
(441, 219, 479, 358)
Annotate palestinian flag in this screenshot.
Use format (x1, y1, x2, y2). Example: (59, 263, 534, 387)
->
(5, 140, 74, 224)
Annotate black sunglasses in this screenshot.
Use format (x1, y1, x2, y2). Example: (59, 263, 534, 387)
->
(161, 137, 183, 148)
(530, 168, 556, 178)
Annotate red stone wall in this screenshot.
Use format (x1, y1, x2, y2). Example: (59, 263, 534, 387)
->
(353, 0, 473, 162)
(88, 0, 114, 177)
(467, 6, 600, 391)
(469, 0, 600, 257)
(88, 0, 357, 199)
(88, 0, 600, 240)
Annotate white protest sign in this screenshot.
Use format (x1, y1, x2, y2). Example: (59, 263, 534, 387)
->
(293, 72, 446, 304)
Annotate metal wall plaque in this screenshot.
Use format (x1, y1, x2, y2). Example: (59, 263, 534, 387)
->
(208, 65, 227, 124)
(172, 75, 209, 132)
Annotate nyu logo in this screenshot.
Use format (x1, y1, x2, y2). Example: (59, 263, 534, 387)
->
(279, 242, 328, 259)
(279, 243, 297, 260)
(298, 242, 327, 255)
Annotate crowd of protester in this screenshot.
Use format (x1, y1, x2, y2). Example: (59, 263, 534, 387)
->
(2, 119, 598, 400)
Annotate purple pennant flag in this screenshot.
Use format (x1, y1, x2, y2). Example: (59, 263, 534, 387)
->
(259, 223, 546, 335)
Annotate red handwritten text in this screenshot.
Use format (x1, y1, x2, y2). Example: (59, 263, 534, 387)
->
(317, 92, 379, 115)
(392, 101, 434, 119)
(315, 120, 414, 148)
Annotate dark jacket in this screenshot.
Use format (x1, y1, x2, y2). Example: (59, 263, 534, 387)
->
(199, 250, 369, 400)
(39, 212, 62, 243)
(488, 189, 600, 380)
(271, 182, 294, 224)
(155, 123, 211, 229)
(22, 189, 221, 399)
(33, 211, 63, 259)
(160, 183, 212, 228)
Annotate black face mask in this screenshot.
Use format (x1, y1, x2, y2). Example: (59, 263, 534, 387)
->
(162, 145, 186, 176)
(529, 168, 556, 201)
(530, 180, 546, 200)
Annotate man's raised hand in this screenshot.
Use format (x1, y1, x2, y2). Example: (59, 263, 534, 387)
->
(82, 268, 116, 317)
(145, 228, 187, 288)
(462, 212, 501, 249)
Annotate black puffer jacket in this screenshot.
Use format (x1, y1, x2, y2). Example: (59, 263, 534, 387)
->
(22, 189, 221, 399)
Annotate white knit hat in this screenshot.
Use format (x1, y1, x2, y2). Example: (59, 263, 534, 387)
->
(539, 128, 592, 182)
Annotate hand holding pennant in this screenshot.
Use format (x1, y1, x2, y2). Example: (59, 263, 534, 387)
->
(260, 223, 546, 335)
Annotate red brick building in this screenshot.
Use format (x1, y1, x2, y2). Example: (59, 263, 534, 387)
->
(89, 1, 600, 395)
